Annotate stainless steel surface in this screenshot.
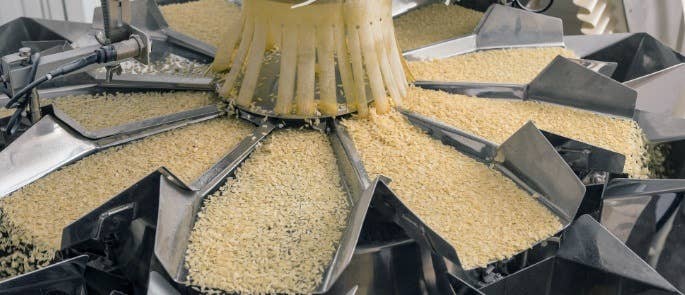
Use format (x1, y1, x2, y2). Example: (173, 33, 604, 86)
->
(55, 105, 219, 140)
(148, 271, 182, 295)
(475, 4, 563, 50)
(90, 72, 214, 91)
(541, 130, 627, 175)
(528, 56, 637, 118)
(0, 115, 97, 198)
(2, 28, 151, 98)
(404, 5, 564, 60)
(559, 215, 679, 293)
(330, 121, 373, 200)
(28, 88, 41, 123)
(102, 0, 133, 43)
(99, 0, 217, 60)
(6, 45, 101, 94)
(565, 33, 685, 82)
(0, 17, 91, 57)
(599, 178, 685, 293)
(567, 58, 618, 77)
(392, 0, 446, 16)
(635, 110, 685, 143)
(126, 25, 152, 65)
(325, 239, 432, 295)
(59, 171, 165, 293)
(412, 81, 526, 99)
(605, 179, 685, 198)
(404, 34, 478, 60)
(601, 179, 685, 242)
(0, 72, 214, 102)
(563, 33, 634, 58)
(0, 8, 145, 97)
(495, 121, 586, 224)
(516, 0, 553, 12)
(480, 215, 681, 295)
(625, 64, 685, 116)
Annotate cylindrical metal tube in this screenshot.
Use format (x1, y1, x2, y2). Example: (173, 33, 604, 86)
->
(112, 37, 144, 61)
(29, 88, 41, 123)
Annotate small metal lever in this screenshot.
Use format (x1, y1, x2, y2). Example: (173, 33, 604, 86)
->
(95, 203, 136, 241)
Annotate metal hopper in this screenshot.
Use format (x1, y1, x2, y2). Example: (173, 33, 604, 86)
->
(474, 215, 682, 295)
(333, 114, 586, 271)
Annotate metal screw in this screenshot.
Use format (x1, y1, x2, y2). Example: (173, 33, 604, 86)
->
(18, 47, 32, 58)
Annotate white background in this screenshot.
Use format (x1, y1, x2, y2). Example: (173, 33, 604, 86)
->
(0, 0, 99, 24)
(0, 0, 683, 52)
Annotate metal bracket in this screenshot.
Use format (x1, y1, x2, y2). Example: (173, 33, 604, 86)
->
(95, 203, 136, 241)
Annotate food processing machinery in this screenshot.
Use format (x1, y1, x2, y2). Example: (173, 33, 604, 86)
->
(0, 0, 154, 140)
(0, 0, 684, 294)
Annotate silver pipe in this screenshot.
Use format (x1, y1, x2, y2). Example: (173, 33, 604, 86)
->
(62, 0, 69, 21)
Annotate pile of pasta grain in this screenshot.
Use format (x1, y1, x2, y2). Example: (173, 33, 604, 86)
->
(404, 87, 650, 178)
(185, 129, 349, 294)
(51, 92, 216, 131)
(160, 0, 241, 48)
(395, 4, 484, 50)
(0, 118, 252, 278)
(342, 110, 561, 269)
(408, 47, 577, 84)
(0, 108, 13, 118)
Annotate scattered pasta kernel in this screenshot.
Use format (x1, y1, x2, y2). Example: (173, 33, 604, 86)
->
(0, 118, 252, 278)
(395, 4, 484, 50)
(343, 110, 561, 269)
(408, 47, 577, 84)
(186, 130, 349, 294)
(96, 54, 208, 76)
(404, 87, 650, 178)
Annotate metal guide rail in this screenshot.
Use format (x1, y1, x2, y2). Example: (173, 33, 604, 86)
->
(0, 0, 684, 294)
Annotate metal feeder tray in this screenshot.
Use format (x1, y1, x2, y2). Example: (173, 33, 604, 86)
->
(333, 114, 584, 269)
(0, 87, 224, 198)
